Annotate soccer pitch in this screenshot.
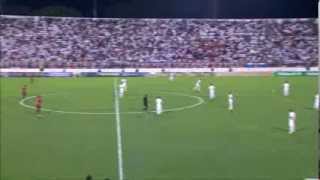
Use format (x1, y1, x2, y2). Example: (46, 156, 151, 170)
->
(0, 76, 318, 180)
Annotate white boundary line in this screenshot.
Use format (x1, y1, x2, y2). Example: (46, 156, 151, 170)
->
(19, 92, 205, 115)
(113, 79, 124, 180)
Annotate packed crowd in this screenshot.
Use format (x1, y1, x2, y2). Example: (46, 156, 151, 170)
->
(0, 16, 317, 68)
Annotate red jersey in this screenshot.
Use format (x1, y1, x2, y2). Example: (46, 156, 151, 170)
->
(35, 96, 42, 107)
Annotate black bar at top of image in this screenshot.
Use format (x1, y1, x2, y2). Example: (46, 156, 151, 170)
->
(0, 0, 318, 18)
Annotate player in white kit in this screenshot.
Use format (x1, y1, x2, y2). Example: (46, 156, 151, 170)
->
(119, 82, 125, 98)
(169, 73, 175, 81)
(155, 97, 163, 115)
(314, 94, 319, 110)
(283, 81, 290, 97)
(193, 79, 201, 92)
(121, 79, 128, 92)
(228, 92, 234, 111)
(288, 109, 296, 134)
(208, 84, 216, 100)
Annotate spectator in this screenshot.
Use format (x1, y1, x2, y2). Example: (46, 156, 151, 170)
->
(0, 16, 317, 68)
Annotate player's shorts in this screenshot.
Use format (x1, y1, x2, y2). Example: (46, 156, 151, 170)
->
(36, 105, 42, 109)
(156, 106, 162, 114)
(119, 89, 124, 95)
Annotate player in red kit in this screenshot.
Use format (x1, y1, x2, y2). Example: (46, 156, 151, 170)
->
(35, 96, 43, 113)
(21, 85, 27, 99)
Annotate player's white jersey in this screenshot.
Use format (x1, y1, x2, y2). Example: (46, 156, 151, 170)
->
(196, 80, 201, 86)
(228, 94, 234, 110)
(156, 98, 162, 106)
(288, 111, 296, 134)
(208, 85, 216, 99)
(228, 94, 234, 101)
(193, 80, 201, 92)
(209, 85, 215, 92)
(121, 79, 128, 91)
(289, 112, 296, 120)
(283, 83, 290, 96)
(314, 94, 319, 109)
(119, 83, 125, 98)
(155, 98, 163, 115)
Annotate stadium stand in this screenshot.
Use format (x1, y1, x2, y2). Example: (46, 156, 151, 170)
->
(0, 16, 317, 68)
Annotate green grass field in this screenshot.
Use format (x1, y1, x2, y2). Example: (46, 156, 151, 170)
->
(0, 76, 318, 180)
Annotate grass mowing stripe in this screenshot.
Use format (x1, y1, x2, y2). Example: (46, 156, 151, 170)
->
(113, 79, 124, 180)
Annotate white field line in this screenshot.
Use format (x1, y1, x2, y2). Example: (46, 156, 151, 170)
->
(113, 79, 124, 180)
(159, 92, 204, 113)
(19, 92, 204, 115)
(19, 96, 115, 115)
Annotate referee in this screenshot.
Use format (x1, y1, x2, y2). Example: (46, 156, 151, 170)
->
(86, 175, 92, 180)
(143, 94, 148, 110)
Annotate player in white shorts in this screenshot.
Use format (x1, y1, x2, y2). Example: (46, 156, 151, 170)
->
(208, 84, 216, 100)
(283, 81, 290, 97)
(119, 82, 125, 98)
(314, 94, 319, 110)
(228, 92, 234, 111)
(193, 79, 201, 92)
(288, 109, 296, 134)
(121, 79, 128, 92)
(155, 97, 163, 115)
